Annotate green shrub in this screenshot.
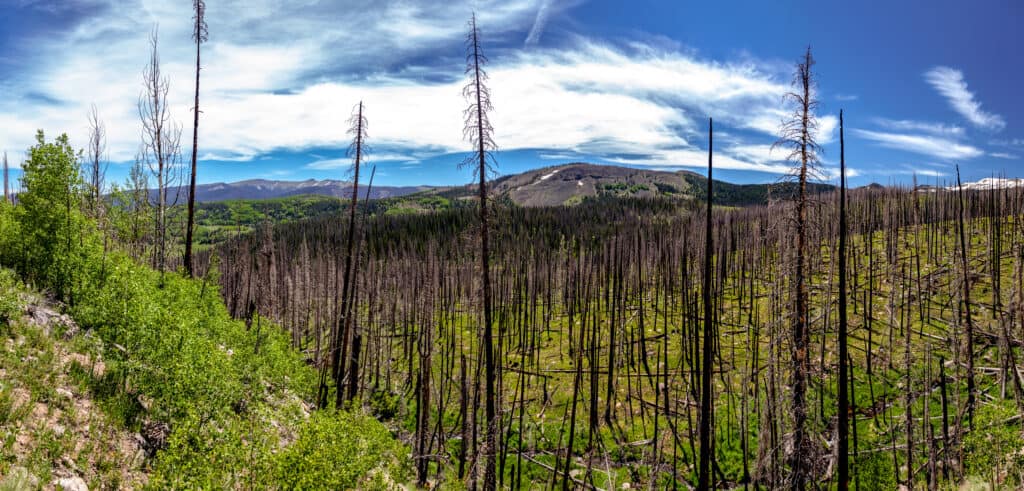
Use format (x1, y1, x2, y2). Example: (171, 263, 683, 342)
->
(274, 410, 409, 490)
(963, 402, 1024, 486)
(0, 270, 21, 328)
(368, 389, 402, 420)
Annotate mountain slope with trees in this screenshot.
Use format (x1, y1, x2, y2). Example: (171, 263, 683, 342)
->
(0, 131, 409, 488)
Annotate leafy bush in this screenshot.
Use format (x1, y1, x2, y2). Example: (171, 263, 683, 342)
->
(0, 270, 21, 328)
(963, 402, 1024, 486)
(274, 410, 409, 490)
(368, 389, 402, 420)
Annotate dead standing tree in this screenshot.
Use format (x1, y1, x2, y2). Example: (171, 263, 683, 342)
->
(86, 104, 108, 218)
(139, 26, 183, 276)
(955, 165, 976, 429)
(698, 118, 716, 490)
(184, 0, 209, 277)
(773, 46, 823, 491)
(2, 152, 9, 204)
(463, 13, 498, 490)
(317, 101, 368, 409)
(837, 109, 850, 490)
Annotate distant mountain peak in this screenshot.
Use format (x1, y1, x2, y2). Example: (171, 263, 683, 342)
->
(156, 179, 434, 203)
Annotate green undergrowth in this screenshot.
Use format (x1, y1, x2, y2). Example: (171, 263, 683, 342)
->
(0, 131, 410, 488)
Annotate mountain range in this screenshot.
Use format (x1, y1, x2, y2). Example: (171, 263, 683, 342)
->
(153, 179, 435, 204)
(158, 163, 1019, 208)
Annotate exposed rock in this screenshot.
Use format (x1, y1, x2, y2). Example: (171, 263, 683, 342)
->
(25, 302, 78, 337)
(55, 475, 89, 491)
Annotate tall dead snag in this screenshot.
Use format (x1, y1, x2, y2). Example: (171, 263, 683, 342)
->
(955, 165, 976, 428)
(837, 110, 849, 490)
(184, 0, 208, 277)
(86, 105, 107, 217)
(139, 25, 182, 275)
(2, 152, 9, 204)
(317, 101, 367, 409)
(698, 118, 715, 490)
(773, 46, 822, 490)
(463, 13, 498, 490)
(346, 164, 376, 402)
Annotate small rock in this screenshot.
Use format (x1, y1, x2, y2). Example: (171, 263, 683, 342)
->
(56, 388, 74, 400)
(53, 424, 66, 436)
(55, 475, 89, 491)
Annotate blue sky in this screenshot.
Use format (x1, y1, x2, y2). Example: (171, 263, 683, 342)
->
(1, 0, 1021, 188)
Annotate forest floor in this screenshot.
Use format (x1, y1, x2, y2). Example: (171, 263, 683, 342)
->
(0, 273, 148, 490)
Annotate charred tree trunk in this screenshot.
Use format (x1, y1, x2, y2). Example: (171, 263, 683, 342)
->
(698, 117, 715, 490)
(837, 110, 850, 491)
(184, 0, 208, 277)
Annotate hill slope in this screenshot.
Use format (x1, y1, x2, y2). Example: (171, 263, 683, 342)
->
(155, 179, 433, 203)
(484, 162, 837, 207)
(490, 162, 692, 206)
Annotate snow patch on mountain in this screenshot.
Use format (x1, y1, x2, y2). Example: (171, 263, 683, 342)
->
(948, 177, 1024, 191)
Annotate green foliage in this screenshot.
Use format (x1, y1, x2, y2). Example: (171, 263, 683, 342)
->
(0, 131, 410, 487)
(273, 410, 409, 490)
(681, 171, 835, 206)
(0, 270, 21, 328)
(855, 451, 897, 491)
(367, 389, 402, 420)
(185, 194, 344, 230)
(654, 182, 679, 194)
(384, 206, 420, 216)
(9, 131, 90, 300)
(0, 201, 18, 268)
(963, 402, 1024, 486)
(602, 182, 628, 191)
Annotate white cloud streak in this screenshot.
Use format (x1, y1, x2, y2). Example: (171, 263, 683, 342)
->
(853, 129, 983, 160)
(873, 118, 964, 138)
(924, 66, 1005, 131)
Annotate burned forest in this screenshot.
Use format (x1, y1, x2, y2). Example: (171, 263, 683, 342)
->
(1, 3, 1021, 490)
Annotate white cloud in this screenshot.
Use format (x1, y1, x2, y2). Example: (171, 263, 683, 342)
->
(607, 147, 794, 175)
(524, 0, 552, 45)
(910, 169, 947, 178)
(305, 158, 351, 170)
(819, 166, 860, 180)
(991, 152, 1017, 160)
(0, 0, 842, 180)
(853, 129, 983, 160)
(873, 118, 964, 138)
(924, 66, 1005, 131)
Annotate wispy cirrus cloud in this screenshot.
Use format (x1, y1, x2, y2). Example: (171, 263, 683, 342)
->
(853, 129, 984, 160)
(924, 66, 1005, 131)
(873, 118, 964, 138)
